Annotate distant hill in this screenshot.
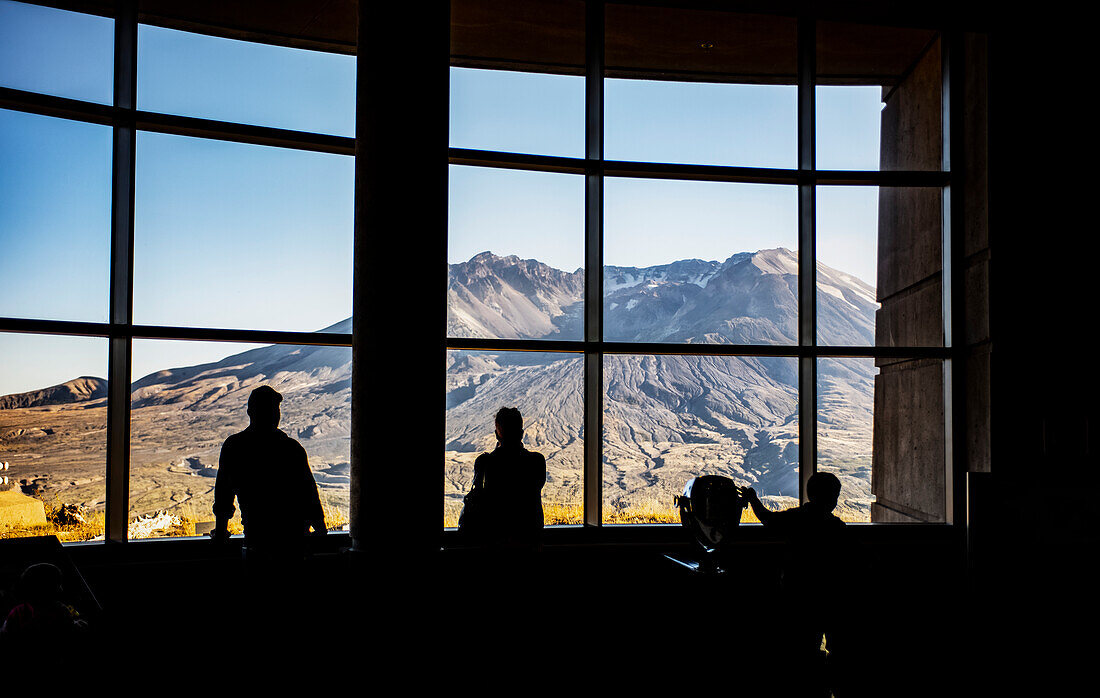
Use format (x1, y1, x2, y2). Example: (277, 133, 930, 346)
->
(0, 376, 106, 410)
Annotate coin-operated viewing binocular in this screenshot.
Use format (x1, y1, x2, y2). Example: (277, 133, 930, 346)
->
(672, 475, 748, 574)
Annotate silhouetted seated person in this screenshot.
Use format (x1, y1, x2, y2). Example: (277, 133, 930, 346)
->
(211, 385, 326, 562)
(0, 562, 87, 646)
(459, 407, 546, 549)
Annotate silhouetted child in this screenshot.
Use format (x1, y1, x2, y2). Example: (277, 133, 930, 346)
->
(0, 562, 87, 644)
(743, 473, 851, 696)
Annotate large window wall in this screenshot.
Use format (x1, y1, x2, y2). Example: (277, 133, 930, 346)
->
(0, 0, 354, 541)
(1, 0, 964, 544)
(445, 0, 958, 527)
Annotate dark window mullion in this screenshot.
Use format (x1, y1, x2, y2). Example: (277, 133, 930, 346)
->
(106, 0, 137, 543)
(583, 0, 605, 528)
(797, 16, 817, 506)
(135, 110, 355, 156)
(0, 86, 117, 126)
(942, 30, 965, 526)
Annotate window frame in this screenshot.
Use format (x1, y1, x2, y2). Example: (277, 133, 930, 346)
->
(0, 0, 354, 542)
(444, 2, 962, 530)
(0, 0, 967, 544)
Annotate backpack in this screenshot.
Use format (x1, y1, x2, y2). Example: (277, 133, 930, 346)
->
(457, 466, 490, 540)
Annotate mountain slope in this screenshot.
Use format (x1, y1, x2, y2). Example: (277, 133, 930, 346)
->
(0, 377, 107, 410)
(448, 251, 584, 340)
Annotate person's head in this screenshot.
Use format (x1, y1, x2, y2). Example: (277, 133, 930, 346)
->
(18, 562, 63, 602)
(494, 407, 523, 445)
(806, 472, 842, 512)
(247, 385, 282, 428)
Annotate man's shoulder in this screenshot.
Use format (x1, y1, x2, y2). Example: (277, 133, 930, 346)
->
(231, 427, 301, 443)
(273, 428, 302, 444)
(272, 430, 308, 458)
(480, 447, 545, 464)
(221, 430, 249, 453)
(222, 428, 305, 455)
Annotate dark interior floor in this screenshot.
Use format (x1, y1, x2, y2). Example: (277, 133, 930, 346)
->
(2, 529, 1012, 694)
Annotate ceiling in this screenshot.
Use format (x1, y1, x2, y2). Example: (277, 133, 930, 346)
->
(34, 0, 979, 83)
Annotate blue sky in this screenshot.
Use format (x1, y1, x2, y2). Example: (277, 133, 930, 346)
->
(449, 69, 883, 277)
(1, 0, 883, 395)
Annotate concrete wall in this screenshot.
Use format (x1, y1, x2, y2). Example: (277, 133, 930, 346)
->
(871, 34, 990, 523)
(873, 37, 945, 522)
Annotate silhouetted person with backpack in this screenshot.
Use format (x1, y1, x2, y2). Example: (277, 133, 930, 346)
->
(458, 407, 546, 549)
(211, 385, 326, 562)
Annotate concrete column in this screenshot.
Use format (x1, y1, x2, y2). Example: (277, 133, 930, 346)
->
(351, 2, 449, 553)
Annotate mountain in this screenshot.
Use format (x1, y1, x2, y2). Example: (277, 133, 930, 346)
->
(129, 339, 351, 411)
(2, 251, 876, 522)
(124, 321, 353, 520)
(0, 319, 354, 520)
(448, 251, 585, 340)
(0, 377, 107, 410)
(448, 248, 877, 346)
(445, 248, 878, 519)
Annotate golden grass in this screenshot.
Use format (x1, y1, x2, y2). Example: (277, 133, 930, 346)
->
(0, 501, 106, 542)
(3, 495, 861, 541)
(443, 501, 766, 528)
(153, 501, 348, 539)
(2, 500, 348, 542)
(320, 501, 349, 531)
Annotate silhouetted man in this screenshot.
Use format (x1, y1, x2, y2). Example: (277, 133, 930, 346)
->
(461, 407, 546, 548)
(211, 385, 326, 560)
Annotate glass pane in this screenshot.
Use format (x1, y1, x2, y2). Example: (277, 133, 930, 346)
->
(129, 339, 351, 540)
(816, 86, 882, 171)
(817, 358, 877, 522)
(138, 24, 356, 136)
(603, 354, 798, 524)
(605, 6, 797, 168)
(134, 132, 353, 333)
(0, 0, 113, 104)
(445, 350, 583, 527)
(450, 67, 584, 157)
(606, 80, 797, 168)
(604, 177, 798, 344)
(448, 165, 584, 341)
(817, 22, 940, 171)
(0, 108, 111, 322)
(816, 186, 879, 346)
(0, 333, 107, 542)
